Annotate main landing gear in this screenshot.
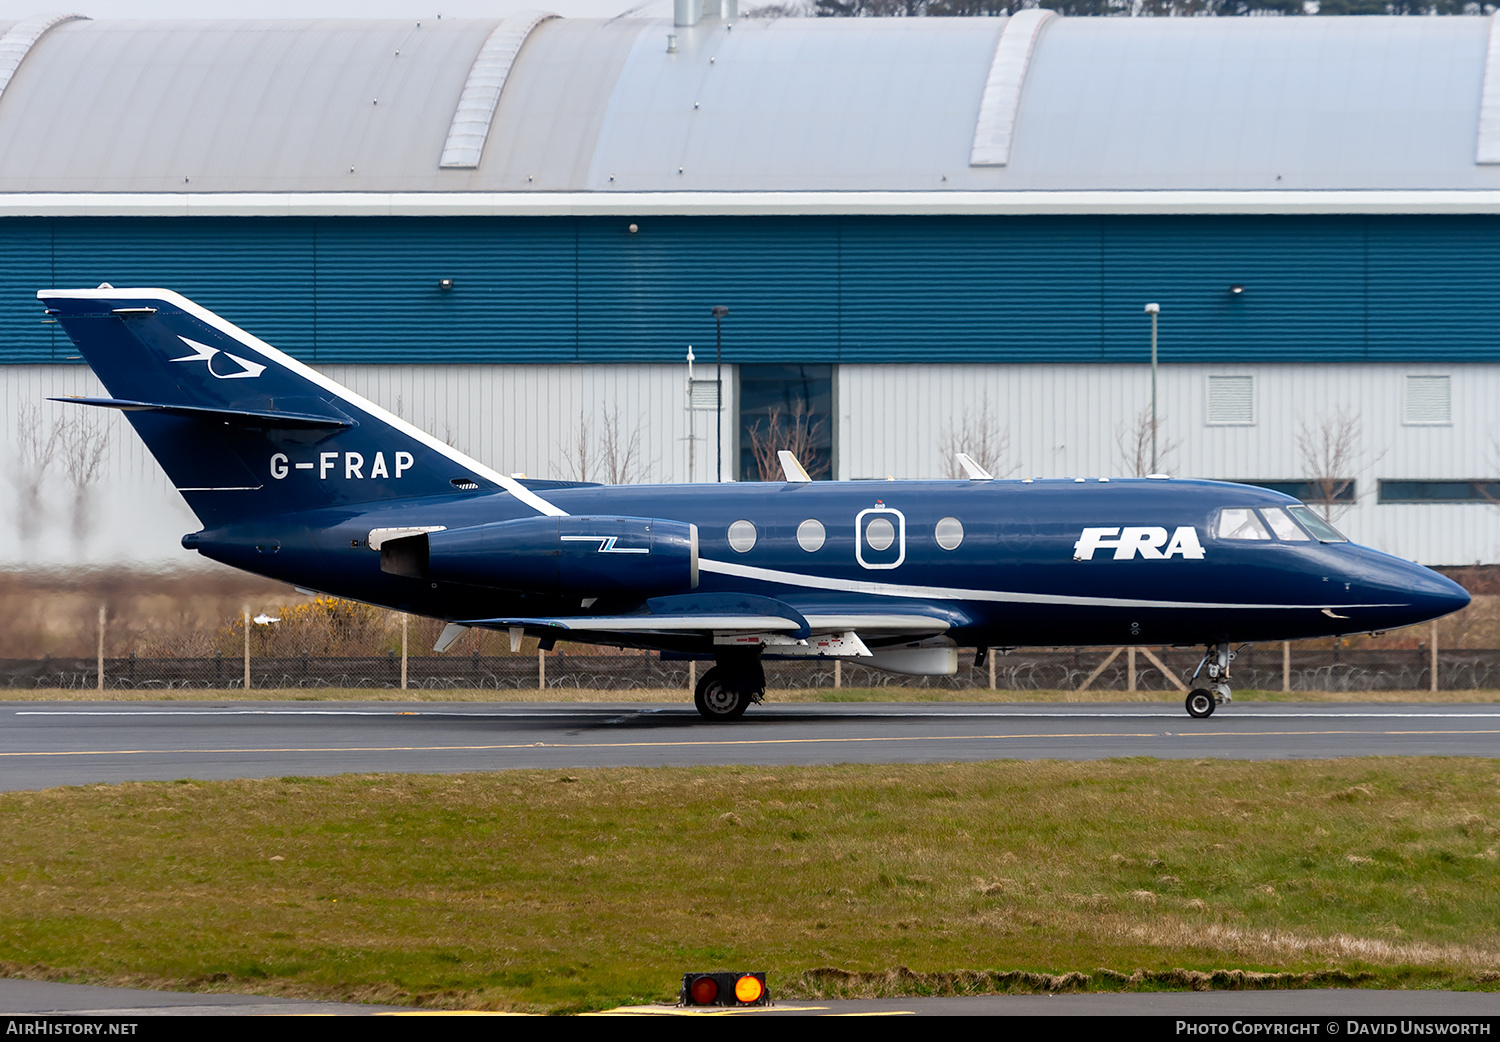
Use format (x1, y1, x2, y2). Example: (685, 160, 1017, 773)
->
(693, 650, 766, 721)
(1185, 643, 1237, 719)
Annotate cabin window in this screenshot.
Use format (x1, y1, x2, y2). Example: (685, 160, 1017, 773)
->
(1215, 508, 1270, 541)
(934, 517, 964, 550)
(796, 518, 826, 552)
(727, 519, 757, 553)
(865, 517, 896, 551)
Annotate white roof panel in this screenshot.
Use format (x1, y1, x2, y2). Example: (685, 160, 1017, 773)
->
(0, 13, 1496, 196)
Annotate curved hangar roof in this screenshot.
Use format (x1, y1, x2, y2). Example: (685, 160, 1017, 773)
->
(2, 10, 1500, 206)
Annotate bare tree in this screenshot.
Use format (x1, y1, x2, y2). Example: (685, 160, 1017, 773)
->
(61, 412, 110, 546)
(939, 398, 1010, 478)
(1297, 411, 1362, 521)
(601, 411, 649, 485)
(8, 405, 68, 546)
(556, 409, 653, 484)
(1116, 406, 1181, 477)
(556, 410, 595, 482)
(747, 401, 829, 481)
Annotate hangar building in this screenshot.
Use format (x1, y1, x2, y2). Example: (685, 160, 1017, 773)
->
(1, 8, 1499, 567)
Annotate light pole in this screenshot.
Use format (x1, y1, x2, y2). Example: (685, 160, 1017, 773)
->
(685, 345, 697, 483)
(711, 305, 728, 482)
(1144, 302, 1160, 474)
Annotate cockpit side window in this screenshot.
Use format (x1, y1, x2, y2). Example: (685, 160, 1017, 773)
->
(1286, 505, 1349, 543)
(1215, 508, 1271, 541)
(1261, 506, 1310, 541)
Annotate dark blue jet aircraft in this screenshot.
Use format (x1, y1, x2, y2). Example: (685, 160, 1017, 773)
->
(41, 287, 1470, 720)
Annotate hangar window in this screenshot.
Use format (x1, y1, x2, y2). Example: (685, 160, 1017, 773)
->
(934, 516, 964, 550)
(1379, 480, 1500, 504)
(1206, 376, 1254, 426)
(1404, 376, 1451, 426)
(796, 518, 826, 552)
(727, 519, 757, 553)
(1235, 480, 1356, 504)
(739, 365, 833, 482)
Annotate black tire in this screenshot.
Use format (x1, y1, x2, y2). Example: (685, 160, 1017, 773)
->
(1185, 688, 1216, 719)
(694, 666, 750, 721)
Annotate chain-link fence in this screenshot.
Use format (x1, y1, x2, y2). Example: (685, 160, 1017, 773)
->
(1, 634, 1493, 693)
(2, 575, 1494, 693)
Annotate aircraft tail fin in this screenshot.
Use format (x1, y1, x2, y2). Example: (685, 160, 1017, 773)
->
(39, 287, 562, 526)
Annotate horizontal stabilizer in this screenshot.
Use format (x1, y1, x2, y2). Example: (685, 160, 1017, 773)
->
(50, 396, 356, 430)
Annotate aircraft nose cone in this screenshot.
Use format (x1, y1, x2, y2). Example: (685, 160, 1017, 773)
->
(1420, 570, 1471, 619)
(1375, 560, 1470, 626)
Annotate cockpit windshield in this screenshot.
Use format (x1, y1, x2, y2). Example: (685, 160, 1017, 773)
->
(1215, 508, 1271, 541)
(1260, 506, 1310, 541)
(1286, 505, 1349, 542)
(1215, 505, 1347, 543)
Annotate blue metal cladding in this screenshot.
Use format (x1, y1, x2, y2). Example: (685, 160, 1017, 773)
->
(0, 219, 55, 360)
(840, 216, 1106, 362)
(576, 216, 840, 364)
(1101, 216, 1369, 363)
(4, 213, 1500, 365)
(49, 218, 316, 358)
(313, 217, 576, 363)
(1366, 216, 1500, 362)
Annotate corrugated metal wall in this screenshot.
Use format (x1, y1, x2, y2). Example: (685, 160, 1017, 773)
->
(838, 362, 1500, 567)
(0, 362, 736, 569)
(5, 214, 1500, 365)
(5, 359, 1498, 569)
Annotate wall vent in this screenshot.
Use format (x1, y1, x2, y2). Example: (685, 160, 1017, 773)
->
(1206, 375, 1254, 426)
(1404, 375, 1451, 425)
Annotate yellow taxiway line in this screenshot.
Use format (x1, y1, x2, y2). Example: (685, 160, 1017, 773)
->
(3, 729, 1498, 759)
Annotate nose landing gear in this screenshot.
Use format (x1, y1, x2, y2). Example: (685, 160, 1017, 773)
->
(1185, 643, 1238, 719)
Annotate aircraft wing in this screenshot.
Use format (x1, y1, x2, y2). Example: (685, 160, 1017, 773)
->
(458, 594, 962, 644)
(462, 613, 952, 637)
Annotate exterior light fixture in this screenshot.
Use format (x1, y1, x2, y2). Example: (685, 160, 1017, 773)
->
(438, 278, 454, 291)
(680, 972, 769, 1007)
(1230, 284, 1245, 295)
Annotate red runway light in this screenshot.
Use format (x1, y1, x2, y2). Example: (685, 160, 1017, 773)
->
(688, 975, 719, 1005)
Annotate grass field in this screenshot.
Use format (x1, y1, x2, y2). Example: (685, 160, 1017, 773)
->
(2, 686, 1498, 703)
(1, 759, 1498, 1012)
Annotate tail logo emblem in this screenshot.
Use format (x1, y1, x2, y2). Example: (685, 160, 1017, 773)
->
(170, 336, 266, 380)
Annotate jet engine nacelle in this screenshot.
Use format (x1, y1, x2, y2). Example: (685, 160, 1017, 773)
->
(382, 515, 699, 596)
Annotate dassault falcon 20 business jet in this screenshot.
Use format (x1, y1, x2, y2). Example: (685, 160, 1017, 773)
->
(40, 287, 1470, 720)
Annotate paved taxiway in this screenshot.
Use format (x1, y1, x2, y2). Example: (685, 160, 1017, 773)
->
(1, 700, 1497, 790)
(1, 978, 1498, 1016)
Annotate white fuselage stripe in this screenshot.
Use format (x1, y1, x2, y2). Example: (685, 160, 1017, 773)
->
(697, 557, 1403, 611)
